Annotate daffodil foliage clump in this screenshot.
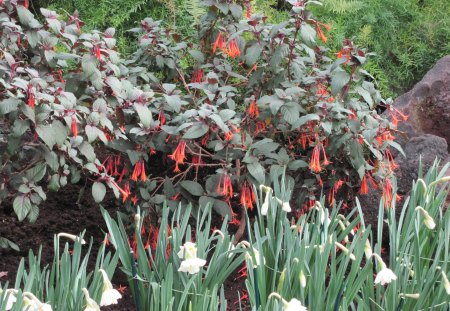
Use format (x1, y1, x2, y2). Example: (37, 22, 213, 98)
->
(0, 0, 400, 222)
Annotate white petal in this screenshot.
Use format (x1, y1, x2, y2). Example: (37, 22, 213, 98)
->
(100, 289, 122, 306)
(374, 268, 397, 285)
(284, 298, 307, 311)
(178, 258, 207, 275)
(282, 201, 291, 212)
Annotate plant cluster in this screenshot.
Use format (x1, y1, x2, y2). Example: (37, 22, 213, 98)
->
(2, 161, 450, 310)
(0, 0, 400, 230)
(243, 161, 450, 310)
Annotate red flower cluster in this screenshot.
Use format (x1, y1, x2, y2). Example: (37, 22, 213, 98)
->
(169, 140, 186, 172)
(217, 174, 233, 199)
(212, 33, 241, 58)
(131, 159, 147, 182)
(240, 182, 256, 210)
(309, 143, 330, 173)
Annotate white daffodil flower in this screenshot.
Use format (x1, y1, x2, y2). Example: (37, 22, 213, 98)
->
(441, 271, 450, 295)
(178, 257, 207, 274)
(282, 201, 291, 212)
(415, 206, 436, 230)
(98, 269, 122, 306)
(260, 188, 272, 216)
(373, 253, 397, 285)
(177, 241, 198, 260)
(82, 288, 100, 311)
(23, 292, 53, 311)
(0, 289, 17, 311)
(283, 298, 308, 311)
(268, 293, 307, 311)
(57, 232, 86, 244)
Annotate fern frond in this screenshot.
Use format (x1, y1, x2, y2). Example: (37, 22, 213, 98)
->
(182, 0, 206, 25)
(322, 0, 363, 14)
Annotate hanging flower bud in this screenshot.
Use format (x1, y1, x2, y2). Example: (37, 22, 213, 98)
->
(71, 114, 78, 137)
(169, 140, 186, 172)
(415, 206, 436, 230)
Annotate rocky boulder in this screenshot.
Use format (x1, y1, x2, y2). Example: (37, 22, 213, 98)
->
(394, 55, 450, 150)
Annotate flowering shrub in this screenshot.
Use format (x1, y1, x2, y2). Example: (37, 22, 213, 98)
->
(0, 0, 400, 225)
(243, 161, 450, 310)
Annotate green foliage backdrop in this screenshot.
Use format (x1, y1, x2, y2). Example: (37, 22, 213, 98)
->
(32, 0, 449, 98)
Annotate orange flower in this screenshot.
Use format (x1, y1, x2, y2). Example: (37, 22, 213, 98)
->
(309, 144, 321, 173)
(384, 149, 398, 172)
(213, 32, 225, 54)
(359, 175, 369, 195)
(240, 182, 255, 210)
(169, 140, 186, 172)
(131, 160, 146, 181)
(158, 110, 166, 126)
(382, 178, 393, 209)
(321, 144, 331, 166)
(27, 85, 35, 108)
(94, 44, 101, 60)
(217, 174, 233, 198)
(225, 39, 241, 58)
(248, 100, 259, 118)
(71, 115, 78, 137)
(224, 131, 234, 141)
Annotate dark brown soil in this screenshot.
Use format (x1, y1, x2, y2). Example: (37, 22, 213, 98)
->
(0, 183, 249, 311)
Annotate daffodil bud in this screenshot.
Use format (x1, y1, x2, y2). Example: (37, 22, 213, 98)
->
(415, 206, 436, 229)
(364, 239, 373, 260)
(335, 241, 356, 260)
(400, 293, 420, 299)
(299, 269, 306, 288)
(441, 271, 450, 295)
(57, 232, 86, 245)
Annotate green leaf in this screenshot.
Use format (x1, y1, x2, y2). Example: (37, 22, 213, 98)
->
(331, 69, 350, 95)
(247, 161, 265, 185)
(26, 163, 47, 182)
(92, 182, 106, 203)
(183, 123, 209, 139)
(181, 181, 204, 196)
(300, 23, 316, 45)
(245, 44, 263, 66)
(36, 121, 69, 148)
(229, 3, 243, 19)
(0, 98, 19, 115)
(188, 50, 205, 63)
(134, 104, 152, 128)
(78, 141, 96, 162)
(288, 160, 308, 170)
(13, 195, 32, 221)
(291, 114, 320, 129)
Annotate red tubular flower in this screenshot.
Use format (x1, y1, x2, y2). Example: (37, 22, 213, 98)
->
(131, 161, 141, 181)
(382, 178, 393, 209)
(359, 175, 369, 195)
(309, 144, 322, 173)
(70, 115, 78, 137)
(224, 131, 234, 141)
(217, 174, 233, 198)
(212, 32, 225, 54)
(384, 149, 398, 172)
(169, 140, 186, 172)
(201, 132, 209, 146)
(320, 144, 331, 166)
(316, 22, 331, 43)
(24, 0, 29, 8)
(94, 44, 101, 60)
(247, 100, 259, 118)
(191, 68, 204, 83)
(240, 182, 255, 210)
(225, 39, 241, 58)
(27, 85, 35, 108)
(158, 110, 166, 126)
